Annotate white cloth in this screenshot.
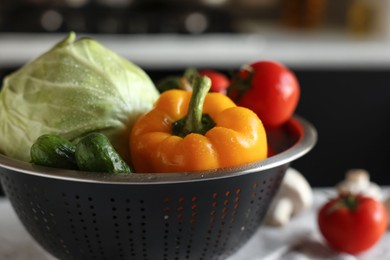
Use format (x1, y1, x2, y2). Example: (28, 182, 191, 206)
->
(228, 188, 390, 260)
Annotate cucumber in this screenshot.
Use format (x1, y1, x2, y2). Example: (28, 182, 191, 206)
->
(75, 132, 131, 174)
(30, 134, 78, 169)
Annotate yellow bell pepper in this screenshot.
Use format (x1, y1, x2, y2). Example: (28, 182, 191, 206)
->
(130, 76, 267, 173)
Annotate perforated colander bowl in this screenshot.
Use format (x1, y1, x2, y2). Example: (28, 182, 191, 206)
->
(0, 116, 316, 260)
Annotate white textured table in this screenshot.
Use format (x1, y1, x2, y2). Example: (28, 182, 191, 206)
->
(1, 188, 390, 260)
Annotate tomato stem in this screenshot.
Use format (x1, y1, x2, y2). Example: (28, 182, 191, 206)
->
(227, 67, 253, 101)
(328, 193, 360, 213)
(179, 68, 200, 91)
(342, 194, 359, 211)
(156, 68, 199, 93)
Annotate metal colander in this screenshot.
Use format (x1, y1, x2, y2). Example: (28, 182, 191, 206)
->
(0, 116, 316, 260)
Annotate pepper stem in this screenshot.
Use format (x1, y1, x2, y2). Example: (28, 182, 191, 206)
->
(172, 75, 215, 138)
(184, 76, 211, 134)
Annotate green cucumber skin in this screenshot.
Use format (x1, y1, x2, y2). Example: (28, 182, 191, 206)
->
(75, 133, 131, 174)
(30, 134, 78, 170)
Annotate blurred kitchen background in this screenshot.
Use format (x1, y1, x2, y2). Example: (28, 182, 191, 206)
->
(1, 0, 390, 188)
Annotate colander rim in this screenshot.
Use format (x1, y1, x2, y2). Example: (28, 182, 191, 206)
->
(0, 115, 317, 184)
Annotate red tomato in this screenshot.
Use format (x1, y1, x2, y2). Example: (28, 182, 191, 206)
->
(199, 70, 230, 95)
(318, 194, 388, 255)
(229, 61, 300, 128)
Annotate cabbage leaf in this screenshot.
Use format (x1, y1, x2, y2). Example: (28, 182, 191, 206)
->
(0, 32, 159, 162)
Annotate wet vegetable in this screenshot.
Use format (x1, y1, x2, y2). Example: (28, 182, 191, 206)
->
(318, 193, 388, 254)
(199, 70, 230, 94)
(228, 60, 300, 128)
(0, 32, 159, 162)
(156, 68, 230, 94)
(30, 134, 78, 170)
(130, 75, 268, 173)
(76, 133, 131, 174)
(31, 132, 131, 174)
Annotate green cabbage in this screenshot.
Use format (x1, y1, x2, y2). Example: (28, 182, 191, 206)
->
(0, 32, 159, 162)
